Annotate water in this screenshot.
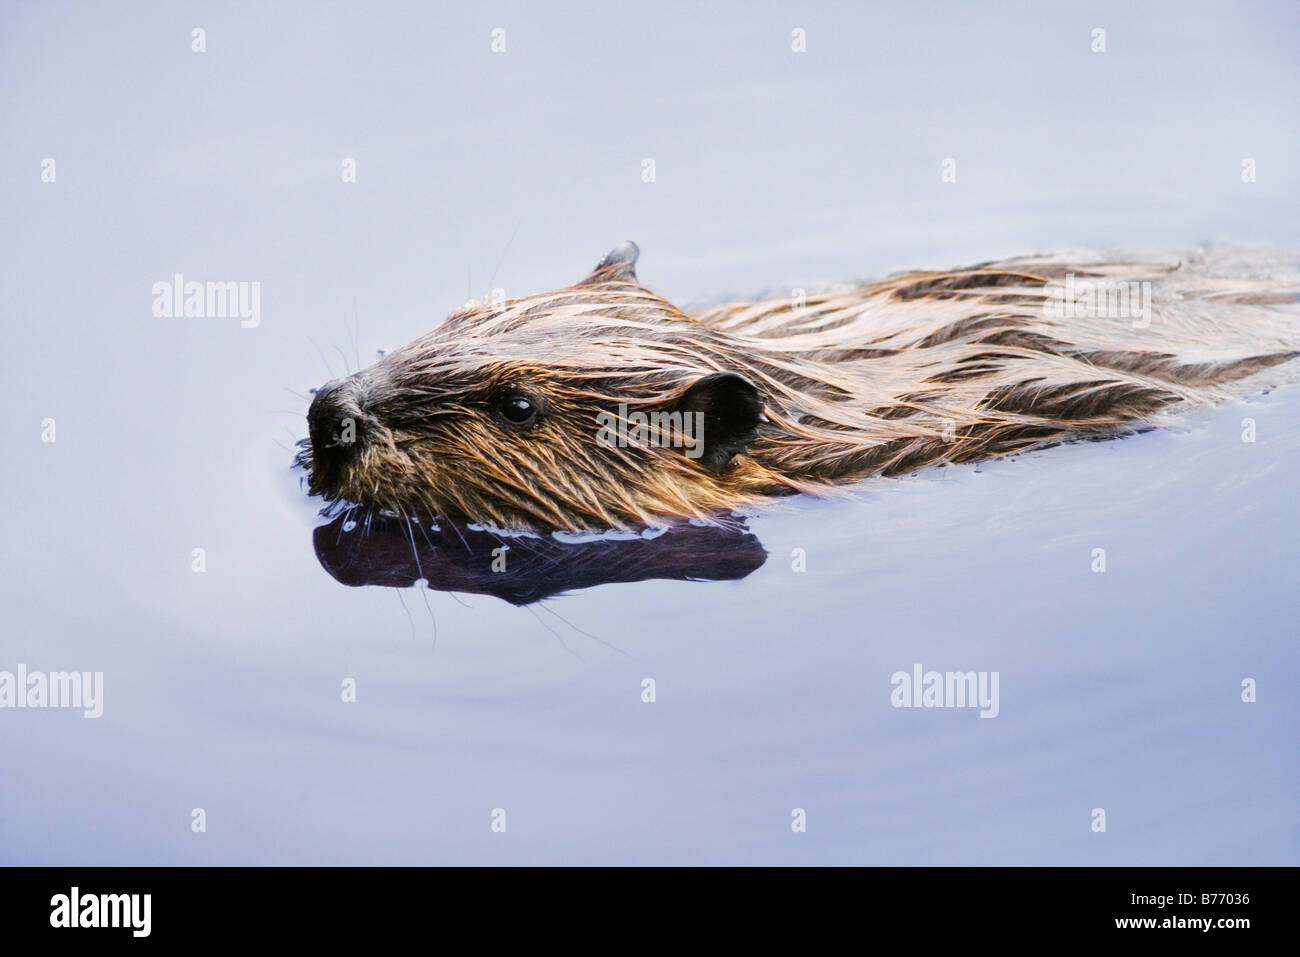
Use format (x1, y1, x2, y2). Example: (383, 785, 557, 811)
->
(1, 1, 1296, 864)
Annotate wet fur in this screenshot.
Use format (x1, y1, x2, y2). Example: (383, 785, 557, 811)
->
(300, 244, 1300, 530)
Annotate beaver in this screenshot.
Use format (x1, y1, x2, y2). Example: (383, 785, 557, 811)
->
(300, 242, 1299, 531)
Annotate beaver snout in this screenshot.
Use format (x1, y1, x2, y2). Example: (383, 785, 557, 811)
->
(307, 378, 368, 462)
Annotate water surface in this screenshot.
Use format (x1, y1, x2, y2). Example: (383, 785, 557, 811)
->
(1, 0, 1296, 865)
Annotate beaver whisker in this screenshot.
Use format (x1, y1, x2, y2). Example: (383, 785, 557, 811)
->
(523, 603, 583, 661)
(536, 601, 626, 657)
(397, 507, 426, 585)
(392, 587, 417, 642)
(331, 344, 352, 377)
(334, 505, 356, 546)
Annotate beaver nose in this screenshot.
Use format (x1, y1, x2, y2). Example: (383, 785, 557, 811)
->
(307, 379, 365, 457)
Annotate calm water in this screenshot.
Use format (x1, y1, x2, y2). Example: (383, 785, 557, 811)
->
(1, 1, 1296, 865)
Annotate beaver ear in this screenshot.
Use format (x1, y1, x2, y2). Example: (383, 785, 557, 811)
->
(674, 372, 764, 473)
(577, 240, 639, 286)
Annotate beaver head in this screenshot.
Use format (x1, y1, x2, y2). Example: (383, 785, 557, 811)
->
(302, 242, 777, 530)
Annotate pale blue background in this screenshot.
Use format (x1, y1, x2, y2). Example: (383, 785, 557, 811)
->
(0, 1, 1296, 864)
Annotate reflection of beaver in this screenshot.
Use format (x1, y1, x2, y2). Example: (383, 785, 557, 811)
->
(300, 242, 1298, 530)
(312, 514, 766, 605)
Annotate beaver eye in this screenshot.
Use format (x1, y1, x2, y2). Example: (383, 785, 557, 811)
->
(496, 394, 539, 428)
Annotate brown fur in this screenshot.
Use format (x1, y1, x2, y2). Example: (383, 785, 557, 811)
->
(299, 243, 1300, 530)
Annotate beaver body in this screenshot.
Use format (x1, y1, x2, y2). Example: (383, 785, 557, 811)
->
(301, 242, 1299, 530)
